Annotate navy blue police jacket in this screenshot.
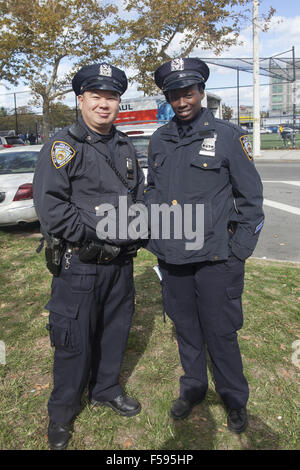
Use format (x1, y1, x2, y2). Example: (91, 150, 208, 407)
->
(33, 116, 145, 244)
(145, 107, 264, 264)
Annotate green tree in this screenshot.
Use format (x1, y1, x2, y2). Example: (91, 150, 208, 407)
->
(0, 106, 7, 117)
(222, 104, 234, 121)
(49, 102, 76, 130)
(117, 0, 275, 94)
(0, 0, 118, 140)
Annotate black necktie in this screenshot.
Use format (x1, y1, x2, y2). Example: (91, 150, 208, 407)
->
(178, 125, 192, 139)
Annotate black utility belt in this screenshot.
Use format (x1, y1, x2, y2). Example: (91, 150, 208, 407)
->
(44, 237, 140, 277)
(69, 240, 139, 265)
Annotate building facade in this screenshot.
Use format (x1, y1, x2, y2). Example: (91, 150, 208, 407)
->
(269, 61, 300, 118)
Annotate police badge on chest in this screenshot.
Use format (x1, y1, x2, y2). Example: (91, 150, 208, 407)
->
(199, 133, 217, 157)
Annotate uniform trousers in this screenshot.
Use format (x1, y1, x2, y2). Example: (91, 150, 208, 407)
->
(46, 253, 135, 424)
(158, 251, 249, 410)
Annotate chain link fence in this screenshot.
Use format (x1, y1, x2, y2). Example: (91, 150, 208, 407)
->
(1, 85, 300, 149)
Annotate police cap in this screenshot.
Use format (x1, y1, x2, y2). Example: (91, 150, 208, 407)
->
(154, 58, 210, 92)
(72, 63, 128, 96)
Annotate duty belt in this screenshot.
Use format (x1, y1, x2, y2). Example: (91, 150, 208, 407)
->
(65, 240, 139, 266)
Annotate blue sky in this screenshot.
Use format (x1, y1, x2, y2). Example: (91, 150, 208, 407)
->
(194, 0, 300, 108)
(1, 0, 300, 111)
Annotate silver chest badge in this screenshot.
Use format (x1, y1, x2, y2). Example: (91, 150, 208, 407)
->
(99, 64, 112, 77)
(199, 133, 217, 157)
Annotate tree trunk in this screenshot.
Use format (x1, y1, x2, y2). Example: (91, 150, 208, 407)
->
(42, 95, 51, 142)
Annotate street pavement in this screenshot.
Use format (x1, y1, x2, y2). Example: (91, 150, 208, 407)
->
(254, 148, 300, 163)
(252, 149, 300, 263)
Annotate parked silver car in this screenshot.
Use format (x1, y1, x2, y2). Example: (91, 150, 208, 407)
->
(0, 145, 42, 226)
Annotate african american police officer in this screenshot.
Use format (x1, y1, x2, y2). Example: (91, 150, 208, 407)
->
(33, 63, 145, 450)
(145, 58, 264, 434)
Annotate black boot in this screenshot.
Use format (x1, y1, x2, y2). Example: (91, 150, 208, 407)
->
(90, 393, 141, 417)
(170, 398, 203, 420)
(227, 407, 248, 433)
(48, 420, 72, 450)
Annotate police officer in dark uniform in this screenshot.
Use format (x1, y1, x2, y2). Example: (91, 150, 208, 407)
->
(145, 58, 264, 433)
(33, 63, 145, 450)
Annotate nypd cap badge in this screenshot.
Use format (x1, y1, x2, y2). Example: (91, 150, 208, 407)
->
(171, 58, 184, 72)
(99, 63, 112, 77)
(51, 141, 76, 169)
(240, 135, 253, 161)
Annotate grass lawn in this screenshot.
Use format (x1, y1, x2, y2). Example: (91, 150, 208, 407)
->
(249, 132, 300, 150)
(0, 225, 299, 450)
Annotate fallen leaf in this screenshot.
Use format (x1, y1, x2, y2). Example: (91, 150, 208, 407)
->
(280, 344, 286, 351)
(192, 415, 200, 422)
(123, 438, 134, 449)
(241, 335, 251, 340)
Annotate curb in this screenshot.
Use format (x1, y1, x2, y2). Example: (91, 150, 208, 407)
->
(255, 159, 300, 164)
(251, 256, 300, 265)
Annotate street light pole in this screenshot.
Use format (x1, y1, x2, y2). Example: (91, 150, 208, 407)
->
(253, 0, 261, 157)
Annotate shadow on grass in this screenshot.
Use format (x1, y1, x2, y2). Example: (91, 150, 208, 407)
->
(161, 409, 279, 450)
(0, 221, 41, 237)
(119, 264, 163, 389)
(161, 401, 218, 450)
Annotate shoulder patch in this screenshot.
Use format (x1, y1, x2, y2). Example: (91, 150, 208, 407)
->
(51, 141, 76, 169)
(239, 135, 253, 161)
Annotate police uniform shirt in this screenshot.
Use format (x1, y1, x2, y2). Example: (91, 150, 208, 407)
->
(145, 107, 264, 264)
(33, 117, 144, 244)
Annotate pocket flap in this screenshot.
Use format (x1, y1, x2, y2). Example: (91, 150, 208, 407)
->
(45, 299, 80, 319)
(191, 156, 222, 170)
(226, 284, 244, 299)
(71, 193, 119, 212)
(71, 264, 97, 275)
(153, 154, 167, 168)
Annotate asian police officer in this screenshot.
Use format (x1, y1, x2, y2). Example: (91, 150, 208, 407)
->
(33, 63, 145, 450)
(145, 58, 264, 433)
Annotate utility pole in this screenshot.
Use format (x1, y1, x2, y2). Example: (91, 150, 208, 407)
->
(253, 0, 261, 157)
(237, 69, 240, 126)
(292, 46, 296, 149)
(14, 93, 19, 136)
